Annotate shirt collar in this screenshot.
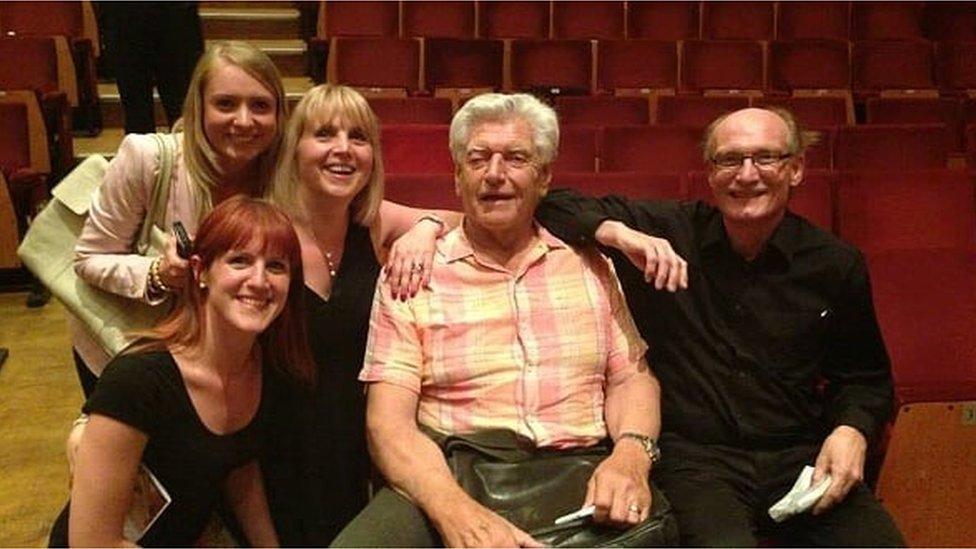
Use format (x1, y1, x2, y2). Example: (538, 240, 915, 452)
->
(441, 218, 567, 264)
(700, 208, 804, 266)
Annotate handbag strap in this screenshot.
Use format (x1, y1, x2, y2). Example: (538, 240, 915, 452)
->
(135, 133, 177, 255)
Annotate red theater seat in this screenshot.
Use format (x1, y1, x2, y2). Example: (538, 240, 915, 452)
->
(555, 96, 649, 127)
(852, 2, 925, 41)
(331, 38, 420, 94)
(768, 40, 851, 93)
(776, 2, 850, 41)
(0, 97, 49, 247)
(868, 249, 976, 403)
(552, 1, 624, 40)
(381, 125, 453, 174)
(510, 40, 592, 95)
(553, 126, 599, 174)
(627, 2, 700, 41)
(600, 126, 703, 173)
(680, 40, 764, 93)
(319, 1, 399, 38)
(834, 124, 950, 171)
(936, 42, 976, 96)
(686, 169, 835, 232)
(480, 1, 549, 40)
(923, 2, 976, 42)
(402, 1, 475, 39)
(755, 96, 852, 127)
(424, 39, 504, 92)
(654, 95, 749, 127)
(836, 170, 976, 254)
(368, 97, 453, 125)
(384, 173, 457, 210)
(597, 40, 678, 94)
(968, 123, 976, 168)
(866, 97, 966, 152)
(852, 41, 937, 96)
(701, 1, 774, 40)
(554, 172, 686, 201)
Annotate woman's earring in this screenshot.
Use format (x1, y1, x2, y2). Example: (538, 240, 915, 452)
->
(199, 281, 207, 290)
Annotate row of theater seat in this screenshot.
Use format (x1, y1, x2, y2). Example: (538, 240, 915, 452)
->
(383, 168, 976, 407)
(321, 36, 976, 96)
(318, 1, 976, 43)
(376, 123, 970, 175)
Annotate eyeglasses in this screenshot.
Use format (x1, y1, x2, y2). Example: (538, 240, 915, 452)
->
(710, 152, 793, 171)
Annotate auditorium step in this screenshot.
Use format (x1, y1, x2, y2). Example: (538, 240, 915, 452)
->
(199, 6, 303, 40)
(78, 76, 315, 159)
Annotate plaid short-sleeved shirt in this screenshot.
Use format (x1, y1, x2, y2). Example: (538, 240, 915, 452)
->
(360, 224, 648, 449)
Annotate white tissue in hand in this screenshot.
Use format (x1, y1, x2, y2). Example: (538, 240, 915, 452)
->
(768, 466, 832, 523)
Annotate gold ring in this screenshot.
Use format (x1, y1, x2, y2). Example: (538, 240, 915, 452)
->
(628, 503, 641, 514)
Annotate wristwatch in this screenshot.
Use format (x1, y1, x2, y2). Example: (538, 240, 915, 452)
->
(618, 432, 661, 463)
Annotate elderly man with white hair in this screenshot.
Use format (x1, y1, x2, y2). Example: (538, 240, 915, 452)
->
(331, 93, 671, 547)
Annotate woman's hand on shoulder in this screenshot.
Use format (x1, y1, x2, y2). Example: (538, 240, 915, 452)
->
(158, 235, 191, 290)
(383, 218, 441, 301)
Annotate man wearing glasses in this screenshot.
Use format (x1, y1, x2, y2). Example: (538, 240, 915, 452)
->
(537, 107, 905, 546)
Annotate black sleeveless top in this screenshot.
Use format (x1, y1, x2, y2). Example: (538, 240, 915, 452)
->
(263, 222, 380, 546)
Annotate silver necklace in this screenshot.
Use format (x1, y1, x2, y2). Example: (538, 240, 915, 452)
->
(324, 250, 340, 277)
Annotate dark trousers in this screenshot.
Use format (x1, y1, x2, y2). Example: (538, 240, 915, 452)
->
(98, 2, 203, 133)
(654, 433, 905, 547)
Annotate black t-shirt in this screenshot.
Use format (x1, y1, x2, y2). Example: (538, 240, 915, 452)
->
(71, 351, 267, 546)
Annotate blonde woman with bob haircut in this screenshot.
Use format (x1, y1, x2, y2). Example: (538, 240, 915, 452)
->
(261, 83, 459, 545)
(71, 41, 288, 395)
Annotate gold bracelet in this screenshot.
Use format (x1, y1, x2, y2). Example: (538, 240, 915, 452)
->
(149, 257, 171, 295)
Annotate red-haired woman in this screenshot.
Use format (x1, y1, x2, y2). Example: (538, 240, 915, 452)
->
(51, 197, 313, 547)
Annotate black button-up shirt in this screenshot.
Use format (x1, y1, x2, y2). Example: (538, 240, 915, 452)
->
(537, 189, 895, 448)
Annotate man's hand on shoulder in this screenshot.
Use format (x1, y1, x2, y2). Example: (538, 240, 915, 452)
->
(429, 492, 543, 548)
(594, 220, 688, 292)
(811, 425, 868, 515)
(585, 440, 653, 528)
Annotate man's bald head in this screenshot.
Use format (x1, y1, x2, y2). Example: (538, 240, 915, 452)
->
(702, 107, 815, 162)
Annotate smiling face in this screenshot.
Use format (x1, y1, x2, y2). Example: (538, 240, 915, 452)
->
(203, 60, 278, 172)
(455, 117, 551, 242)
(707, 108, 804, 228)
(198, 240, 292, 336)
(295, 115, 375, 204)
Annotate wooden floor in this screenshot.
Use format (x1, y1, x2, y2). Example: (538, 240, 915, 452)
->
(0, 292, 82, 547)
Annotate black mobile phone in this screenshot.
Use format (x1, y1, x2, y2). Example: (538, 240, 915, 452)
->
(173, 221, 193, 259)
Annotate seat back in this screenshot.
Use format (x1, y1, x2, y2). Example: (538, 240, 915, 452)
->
(425, 39, 503, 92)
(776, 1, 850, 40)
(768, 40, 851, 92)
(755, 96, 852, 127)
(319, 0, 399, 38)
(852, 1, 925, 41)
(680, 40, 765, 93)
(852, 41, 936, 95)
(555, 96, 649, 127)
(627, 2, 700, 40)
(922, 2, 976, 42)
(402, 1, 475, 39)
(597, 40, 678, 93)
(480, 1, 549, 39)
(381, 125, 453, 174)
(552, 1, 624, 40)
(331, 38, 420, 94)
(836, 169, 976, 254)
(553, 126, 599, 174)
(701, 1, 774, 40)
(600, 126, 704, 173)
(834, 124, 950, 170)
(368, 97, 453, 125)
(384, 173, 457, 209)
(866, 97, 965, 152)
(554, 172, 686, 200)
(654, 95, 749, 127)
(0, 91, 50, 174)
(936, 42, 976, 95)
(510, 40, 592, 94)
(0, 102, 32, 178)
